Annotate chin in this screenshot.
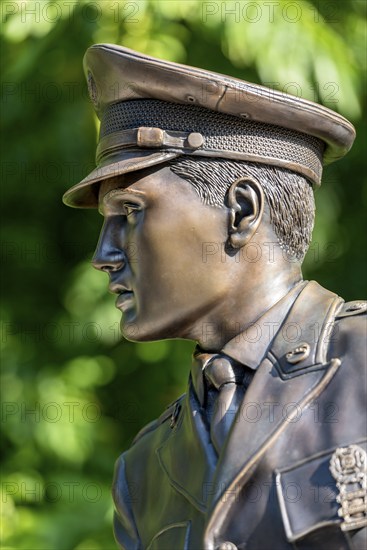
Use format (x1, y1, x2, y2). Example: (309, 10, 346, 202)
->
(120, 321, 142, 342)
(120, 318, 164, 342)
(120, 313, 189, 342)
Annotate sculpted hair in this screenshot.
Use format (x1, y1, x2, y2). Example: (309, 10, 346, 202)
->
(169, 157, 315, 260)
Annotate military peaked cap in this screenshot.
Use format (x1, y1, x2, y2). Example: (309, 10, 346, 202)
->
(63, 44, 356, 208)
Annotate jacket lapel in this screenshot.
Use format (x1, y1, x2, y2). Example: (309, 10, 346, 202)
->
(156, 380, 218, 513)
(204, 281, 344, 544)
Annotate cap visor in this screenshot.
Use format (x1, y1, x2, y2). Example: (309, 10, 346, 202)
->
(62, 149, 180, 208)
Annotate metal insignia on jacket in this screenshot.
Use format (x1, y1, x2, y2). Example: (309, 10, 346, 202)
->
(329, 444, 367, 531)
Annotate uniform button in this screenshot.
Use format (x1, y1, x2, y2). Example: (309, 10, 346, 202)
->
(169, 402, 181, 429)
(346, 302, 364, 312)
(217, 543, 238, 550)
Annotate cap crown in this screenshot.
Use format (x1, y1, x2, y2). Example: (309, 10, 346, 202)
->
(63, 44, 355, 208)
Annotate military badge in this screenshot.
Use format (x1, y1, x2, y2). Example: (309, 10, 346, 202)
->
(330, 444, 367, 531)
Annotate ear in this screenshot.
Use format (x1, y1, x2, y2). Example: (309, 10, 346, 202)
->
(227, 176, 264, 249)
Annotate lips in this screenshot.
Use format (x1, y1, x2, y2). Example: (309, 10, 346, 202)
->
(115, 291, 134, 311)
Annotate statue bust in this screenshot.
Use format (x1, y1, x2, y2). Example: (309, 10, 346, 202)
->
(63, 44, 366, 550)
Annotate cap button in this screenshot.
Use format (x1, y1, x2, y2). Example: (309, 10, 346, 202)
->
(187, 132, 204, 149)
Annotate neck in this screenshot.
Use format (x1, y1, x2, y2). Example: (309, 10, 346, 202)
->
(191, 262, 303, 351)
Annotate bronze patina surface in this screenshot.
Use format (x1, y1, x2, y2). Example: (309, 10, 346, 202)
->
(63, 45, 366, 550)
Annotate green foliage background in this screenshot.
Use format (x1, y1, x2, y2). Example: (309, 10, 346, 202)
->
(1, 1, 366, 548)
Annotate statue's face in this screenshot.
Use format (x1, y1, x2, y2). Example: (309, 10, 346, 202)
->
(93, 165, 232, 342)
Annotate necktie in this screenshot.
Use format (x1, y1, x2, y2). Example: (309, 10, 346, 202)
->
(203, 354, 253, 454)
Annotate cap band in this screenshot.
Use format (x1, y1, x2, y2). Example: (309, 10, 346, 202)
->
(98, 99, 325, 184)
(96, 127, 205, 163)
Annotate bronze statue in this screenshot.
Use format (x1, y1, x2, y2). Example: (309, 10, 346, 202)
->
(63, 45, 367, 550)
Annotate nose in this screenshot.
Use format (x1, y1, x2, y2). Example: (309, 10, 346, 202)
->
(92, 249, 125, 272)
(92, 218, 126, 273)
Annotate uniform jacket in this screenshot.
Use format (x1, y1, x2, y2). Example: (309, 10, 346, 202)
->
(112, 281, 367, 550)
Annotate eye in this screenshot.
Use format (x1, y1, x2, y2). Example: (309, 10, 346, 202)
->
(122, 201, 142, 220)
